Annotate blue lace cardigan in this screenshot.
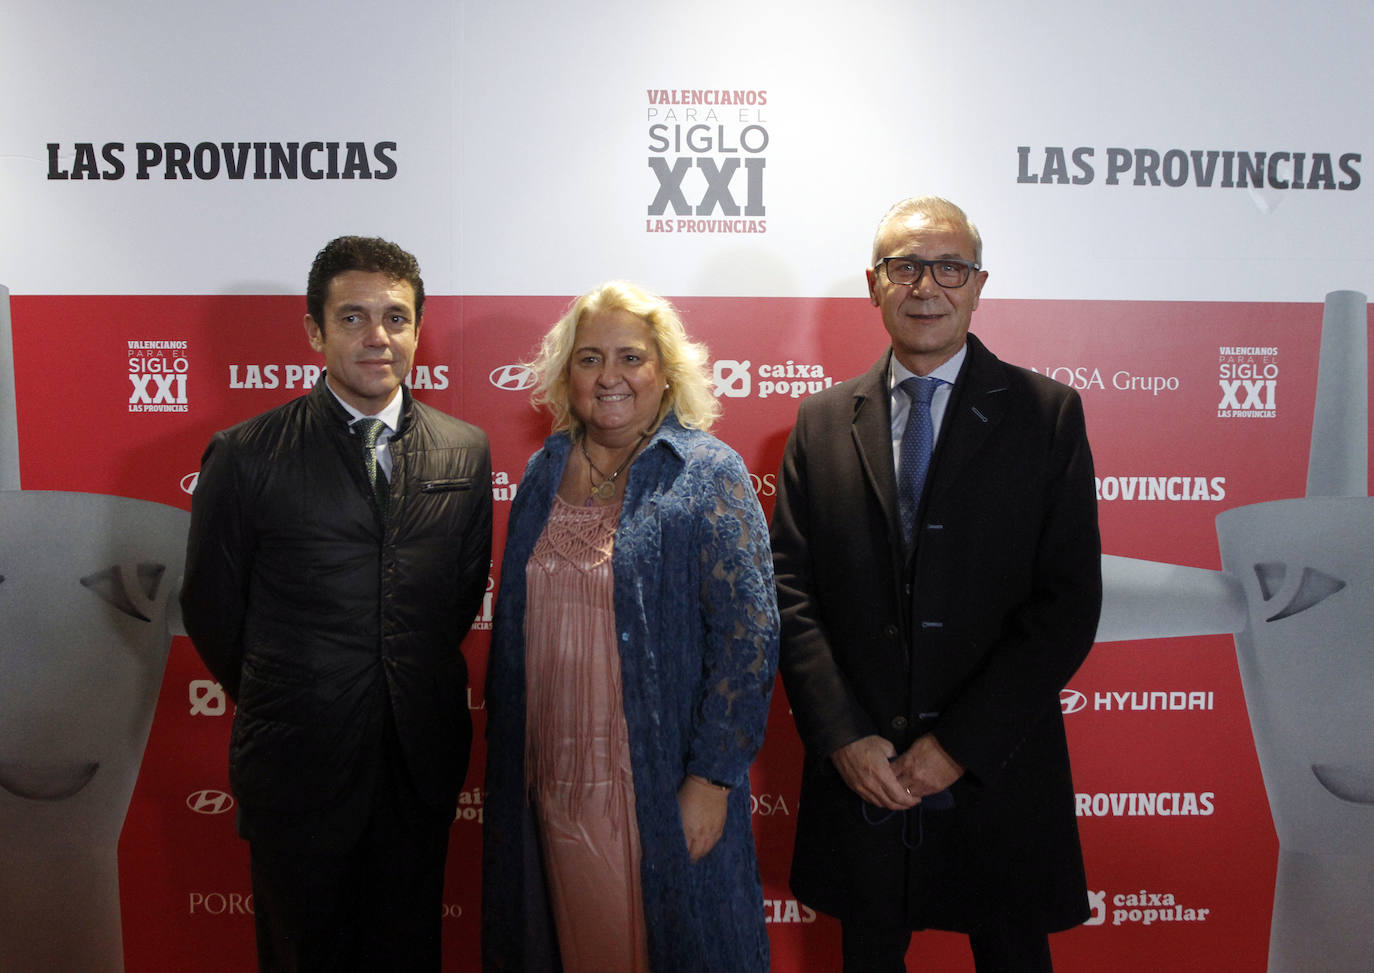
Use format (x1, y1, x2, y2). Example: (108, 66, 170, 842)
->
(481, 414, 779, 972)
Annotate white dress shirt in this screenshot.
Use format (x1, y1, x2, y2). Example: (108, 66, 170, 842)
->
(889, 343, 967, 473)
(327, 384, 403, 481)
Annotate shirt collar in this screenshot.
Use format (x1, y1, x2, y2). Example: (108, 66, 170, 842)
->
(326, 382, 404, 433)
(888, 342, 967, 394)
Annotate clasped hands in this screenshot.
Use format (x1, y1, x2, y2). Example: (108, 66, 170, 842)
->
(831, 733, 964, 811)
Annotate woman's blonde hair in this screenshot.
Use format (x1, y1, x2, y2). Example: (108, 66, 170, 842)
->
(528, 280, 721, 435)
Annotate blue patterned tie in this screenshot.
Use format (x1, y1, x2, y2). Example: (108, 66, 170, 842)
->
(897, 376, 940, 544)
(355, 418, 389, 514)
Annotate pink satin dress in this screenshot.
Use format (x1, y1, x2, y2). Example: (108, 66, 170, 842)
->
(524, 496, 652, 973)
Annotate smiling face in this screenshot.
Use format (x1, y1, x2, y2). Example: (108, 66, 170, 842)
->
(303, 270, 419, 414)
(567, 309, 665, 448)
(866, 214, 988, 376)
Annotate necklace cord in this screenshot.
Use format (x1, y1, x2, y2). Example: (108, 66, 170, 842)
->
(580, 431, 648, 502)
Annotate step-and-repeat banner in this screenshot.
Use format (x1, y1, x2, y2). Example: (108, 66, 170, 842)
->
(3, 2, 1371, 970)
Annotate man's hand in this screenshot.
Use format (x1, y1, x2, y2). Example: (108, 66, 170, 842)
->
(831, 735, 921, 810)
(678, 775, 729, 862)
(890, 732, 964, 798)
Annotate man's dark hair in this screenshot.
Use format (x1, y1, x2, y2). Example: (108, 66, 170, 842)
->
(305, 236, 425, 329)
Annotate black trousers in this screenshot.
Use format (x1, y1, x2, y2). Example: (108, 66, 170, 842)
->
(841, 920, 1053, 973)
(247, 739, 452, 973)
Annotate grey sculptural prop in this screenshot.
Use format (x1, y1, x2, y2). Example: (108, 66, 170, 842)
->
(0, 284, 190, 972)
(1097, 290, 1374, 973)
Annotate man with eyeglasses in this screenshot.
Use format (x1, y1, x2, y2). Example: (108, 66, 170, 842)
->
(772, 196, 1102, 971)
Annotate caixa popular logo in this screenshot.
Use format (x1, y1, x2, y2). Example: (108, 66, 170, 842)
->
(189, 679, 228, 716)
(1084, 889, 1213, 928)
(490, 364, 536, 391)
(455, 787, 484, 823)
(492, 470, 520, 503)
(186, 789, 235, 815)
(713, 359, 834, 400)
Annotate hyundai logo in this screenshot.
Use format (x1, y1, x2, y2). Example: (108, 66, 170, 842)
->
(489, 364, 536, 391)
(181, 471, 199, 494)
(187, 789, 235, 815)
(1060, 689, 1087, 715)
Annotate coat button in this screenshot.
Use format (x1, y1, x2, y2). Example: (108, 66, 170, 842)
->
(883, 625, 898, 639)
(891, 716, 908, 730)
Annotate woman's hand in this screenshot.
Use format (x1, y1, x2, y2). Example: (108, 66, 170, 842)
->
(678, 774, 730, 862)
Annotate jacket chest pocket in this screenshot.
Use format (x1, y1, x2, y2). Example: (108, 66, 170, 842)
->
(419, 476, 473, 494)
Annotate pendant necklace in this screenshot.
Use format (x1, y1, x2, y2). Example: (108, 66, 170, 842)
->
(582, 431, 647, 505)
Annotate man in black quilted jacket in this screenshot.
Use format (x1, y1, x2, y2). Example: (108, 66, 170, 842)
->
(181, 236, 492, 972)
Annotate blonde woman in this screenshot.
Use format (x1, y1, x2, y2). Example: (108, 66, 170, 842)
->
(482, 282, 777, 972)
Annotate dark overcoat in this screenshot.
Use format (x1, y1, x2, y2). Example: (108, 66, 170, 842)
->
(771, 334, 1102, 933)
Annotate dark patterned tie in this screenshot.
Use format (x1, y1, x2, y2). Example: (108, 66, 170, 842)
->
(355, 418, 389, 514)
(897, 376, 941, 545)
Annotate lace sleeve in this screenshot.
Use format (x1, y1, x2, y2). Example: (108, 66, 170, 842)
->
(687, 442, 780, 786)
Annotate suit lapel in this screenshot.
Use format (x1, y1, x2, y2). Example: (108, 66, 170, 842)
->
(925, 334, 1010, 510)
(849, 351, 906, 574)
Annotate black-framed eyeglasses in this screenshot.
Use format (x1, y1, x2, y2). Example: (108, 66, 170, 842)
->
(875, 256, 980, 289)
